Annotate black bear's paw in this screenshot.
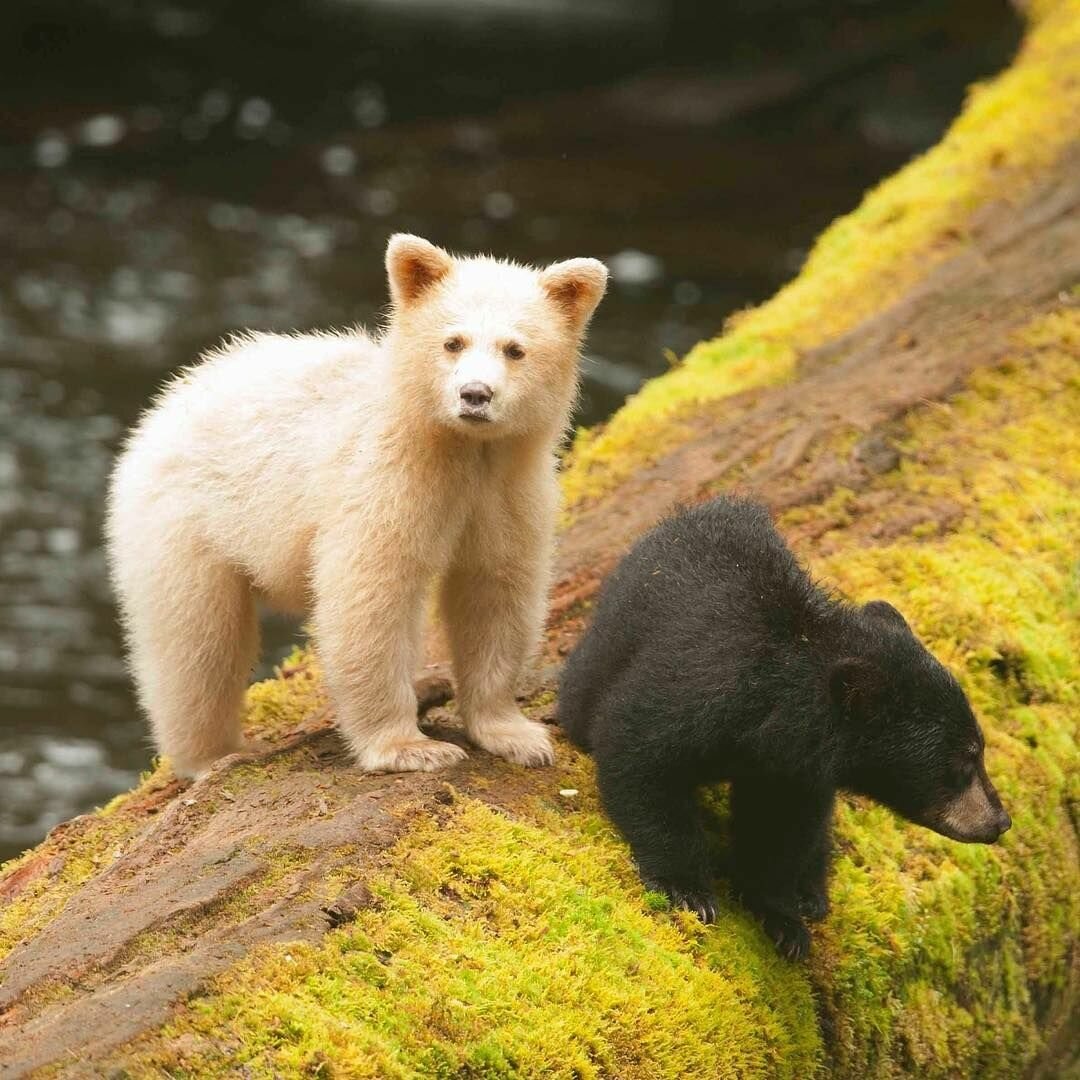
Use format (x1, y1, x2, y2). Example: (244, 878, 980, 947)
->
(797, 889, 830, 923)
(761, 911, 812, 961)
(644, 878, 720, 924)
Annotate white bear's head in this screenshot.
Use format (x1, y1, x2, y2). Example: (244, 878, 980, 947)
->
(384, 234, 607, 440)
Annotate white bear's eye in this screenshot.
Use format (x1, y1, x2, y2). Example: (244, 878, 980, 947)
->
(503, 342, 525, 361)
(444, 336, 465, 353)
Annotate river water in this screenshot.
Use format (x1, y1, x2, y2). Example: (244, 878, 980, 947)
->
(0, 0, 1018, 860)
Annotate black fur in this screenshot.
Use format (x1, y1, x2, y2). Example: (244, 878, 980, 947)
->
(559, 495, 1010, 960)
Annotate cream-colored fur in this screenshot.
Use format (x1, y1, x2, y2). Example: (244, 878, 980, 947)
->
(106, 235, 607, 778)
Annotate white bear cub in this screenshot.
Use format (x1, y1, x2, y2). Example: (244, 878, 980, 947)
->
(106, 235, 607, 778)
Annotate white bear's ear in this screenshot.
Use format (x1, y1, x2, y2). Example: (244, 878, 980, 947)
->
(386, 234, 453, 307)
(540, 258, 608, 327)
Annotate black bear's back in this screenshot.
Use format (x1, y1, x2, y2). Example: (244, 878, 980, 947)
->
(665, 498, 817, 632)
(557, 496, 823, 748)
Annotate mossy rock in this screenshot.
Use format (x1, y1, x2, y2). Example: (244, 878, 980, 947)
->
(1, 2, 1078, 1075)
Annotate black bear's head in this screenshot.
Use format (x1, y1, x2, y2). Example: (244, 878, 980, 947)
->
(830, 600, 1011, 844)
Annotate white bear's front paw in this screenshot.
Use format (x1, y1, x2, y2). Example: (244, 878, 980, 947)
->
(467, 715, 555, 768)
(358, 734, 468, 774)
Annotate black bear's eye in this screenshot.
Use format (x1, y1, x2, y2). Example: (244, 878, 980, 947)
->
(444, 336, 465, 353)
(948, 758, 975, 789)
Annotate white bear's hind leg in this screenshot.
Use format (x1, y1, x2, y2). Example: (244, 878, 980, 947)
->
(113, 531, 259, 779)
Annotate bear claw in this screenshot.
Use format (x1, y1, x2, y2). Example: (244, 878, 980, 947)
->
(645, 879, 720, 924)
(762, 912, 811, 961)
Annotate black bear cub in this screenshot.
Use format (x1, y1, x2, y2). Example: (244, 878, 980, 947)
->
(558, 495, 1010, 960)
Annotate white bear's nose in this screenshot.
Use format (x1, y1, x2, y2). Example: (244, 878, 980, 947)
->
(459, 382, 493, 407)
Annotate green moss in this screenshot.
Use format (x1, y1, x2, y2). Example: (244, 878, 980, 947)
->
(523, 688, 556, 716)
(242, 647, 329, 744)
(803, 311, 1080, 1076)
(127, 799, 820, 1079)
(560, 0, 1080, 512)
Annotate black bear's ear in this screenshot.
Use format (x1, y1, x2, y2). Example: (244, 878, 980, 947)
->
(828, 657, 883, 719)
(863, 600, 910, 631)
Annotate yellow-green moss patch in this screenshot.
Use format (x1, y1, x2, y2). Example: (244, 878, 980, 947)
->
(803, 310, 1080, 1075)
(243, 648, 328, 744)
(126, 798, 820, 1079)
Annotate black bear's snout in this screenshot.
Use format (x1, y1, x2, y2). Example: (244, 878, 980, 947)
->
(964, 813, 1010, 845)
(930, 769, 1012, 844)
(459, 382, 494, 408)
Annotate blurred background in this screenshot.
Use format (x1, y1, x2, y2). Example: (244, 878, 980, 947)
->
(0, 0, 1020, 861)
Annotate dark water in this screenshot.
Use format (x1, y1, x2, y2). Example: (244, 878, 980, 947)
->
(0, 0, 1018, 861)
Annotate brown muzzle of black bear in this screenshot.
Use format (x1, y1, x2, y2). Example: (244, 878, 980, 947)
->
(923, 763, 1011, 844)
